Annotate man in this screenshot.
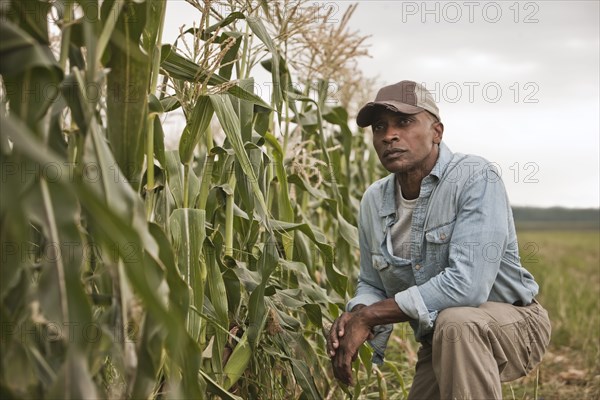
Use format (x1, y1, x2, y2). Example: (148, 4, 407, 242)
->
(326, 81, 551, 399)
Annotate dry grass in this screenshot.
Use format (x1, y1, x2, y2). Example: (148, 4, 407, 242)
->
(503, 230, 600, 400)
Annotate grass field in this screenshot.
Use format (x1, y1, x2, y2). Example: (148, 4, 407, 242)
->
(362, 229, 600, 399)
(504, 230, 600, 400)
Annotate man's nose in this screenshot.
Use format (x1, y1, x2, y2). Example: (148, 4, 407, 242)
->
(382, 127, 400, 143)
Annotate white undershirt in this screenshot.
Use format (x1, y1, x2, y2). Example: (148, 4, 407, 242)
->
(391, 177, 418, 259)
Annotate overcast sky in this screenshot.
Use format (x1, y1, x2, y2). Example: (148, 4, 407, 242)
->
(163, 1, 599, 209)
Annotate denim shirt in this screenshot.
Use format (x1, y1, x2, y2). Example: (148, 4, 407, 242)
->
(347, 142, 539, 363)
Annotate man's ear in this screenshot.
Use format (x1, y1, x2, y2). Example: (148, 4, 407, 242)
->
(433, 122, 444, 144)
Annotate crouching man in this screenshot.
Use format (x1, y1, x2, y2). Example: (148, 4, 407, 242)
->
(327, 80, 551, 399)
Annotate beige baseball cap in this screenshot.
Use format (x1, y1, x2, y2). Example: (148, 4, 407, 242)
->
(356, 80, 440, 127)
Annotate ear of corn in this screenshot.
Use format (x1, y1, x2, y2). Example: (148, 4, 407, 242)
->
(223, 331, 252, 390)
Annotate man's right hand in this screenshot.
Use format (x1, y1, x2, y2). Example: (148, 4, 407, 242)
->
(326, 305, 367, 357)
(326, 305, 375, 385)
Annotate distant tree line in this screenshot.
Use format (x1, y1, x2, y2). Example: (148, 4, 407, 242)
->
(512, 207, 600, 230)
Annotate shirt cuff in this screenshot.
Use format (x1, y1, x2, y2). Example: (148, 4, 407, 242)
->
(369, 324, 393, 365)
(346, 293, 386, 312)
(395, 286, 438, 339)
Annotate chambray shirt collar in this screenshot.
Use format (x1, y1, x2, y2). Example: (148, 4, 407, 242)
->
(430, 142, 454, 179)
(378, 142, 454, 218)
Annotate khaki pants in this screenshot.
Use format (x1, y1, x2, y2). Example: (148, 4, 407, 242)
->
(407, 300, 551, 400)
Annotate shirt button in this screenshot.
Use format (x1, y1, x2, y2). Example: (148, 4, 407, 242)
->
(440, 233, 446, 240)
(415, 264, 422, 270)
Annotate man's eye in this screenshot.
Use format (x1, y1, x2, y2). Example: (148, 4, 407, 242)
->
(398, 118, 411, 126)
(373, 124, 384, 131)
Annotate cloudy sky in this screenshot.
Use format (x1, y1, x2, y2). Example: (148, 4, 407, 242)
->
(163, 1, 599, 208)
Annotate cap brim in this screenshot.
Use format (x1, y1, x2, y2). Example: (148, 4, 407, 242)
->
(356, 101, 424, 127)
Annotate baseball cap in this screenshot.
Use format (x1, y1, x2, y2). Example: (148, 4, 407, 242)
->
(356, 80, 440, 127)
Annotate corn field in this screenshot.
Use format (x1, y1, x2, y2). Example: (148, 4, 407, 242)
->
(0, 1, 396, 398)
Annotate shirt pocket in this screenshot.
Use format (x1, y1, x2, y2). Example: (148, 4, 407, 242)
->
(371, 254, 415, 296)
(424, 220, 456, 273)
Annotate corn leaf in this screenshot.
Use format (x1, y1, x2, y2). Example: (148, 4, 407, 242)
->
(200, 369, 243, 400)
(246, 16, 282, 110)
(152, 115, 167, 168)
(0, 19, 63, 125)
(179, 95, 214, 165)
(246, 236, 279, 347)
(103, 0, 151, 190)
(325, 199, 359, 248)
(218, 31, 243, 80)
(210, 94, 270, 228)
(264, 133, 295, 256)
(170, 209, 206, 342)
(46, 352, 99, 399)
(205, 239, 228, 379)
(165, 150, 201, 209)
(0, 19, 61, 78)
(290, 358, 323, 400)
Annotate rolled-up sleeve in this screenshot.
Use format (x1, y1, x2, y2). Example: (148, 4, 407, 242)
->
(395, 286, 437, 337)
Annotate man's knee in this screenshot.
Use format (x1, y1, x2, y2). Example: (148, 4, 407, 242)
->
(434, 306, 488, 345)
(437, 306, 484, 327)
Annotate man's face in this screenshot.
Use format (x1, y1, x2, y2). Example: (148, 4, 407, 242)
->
(371, 108, 444, 174)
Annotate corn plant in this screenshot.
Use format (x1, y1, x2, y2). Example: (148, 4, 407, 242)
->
(0, 1, 394, 398)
